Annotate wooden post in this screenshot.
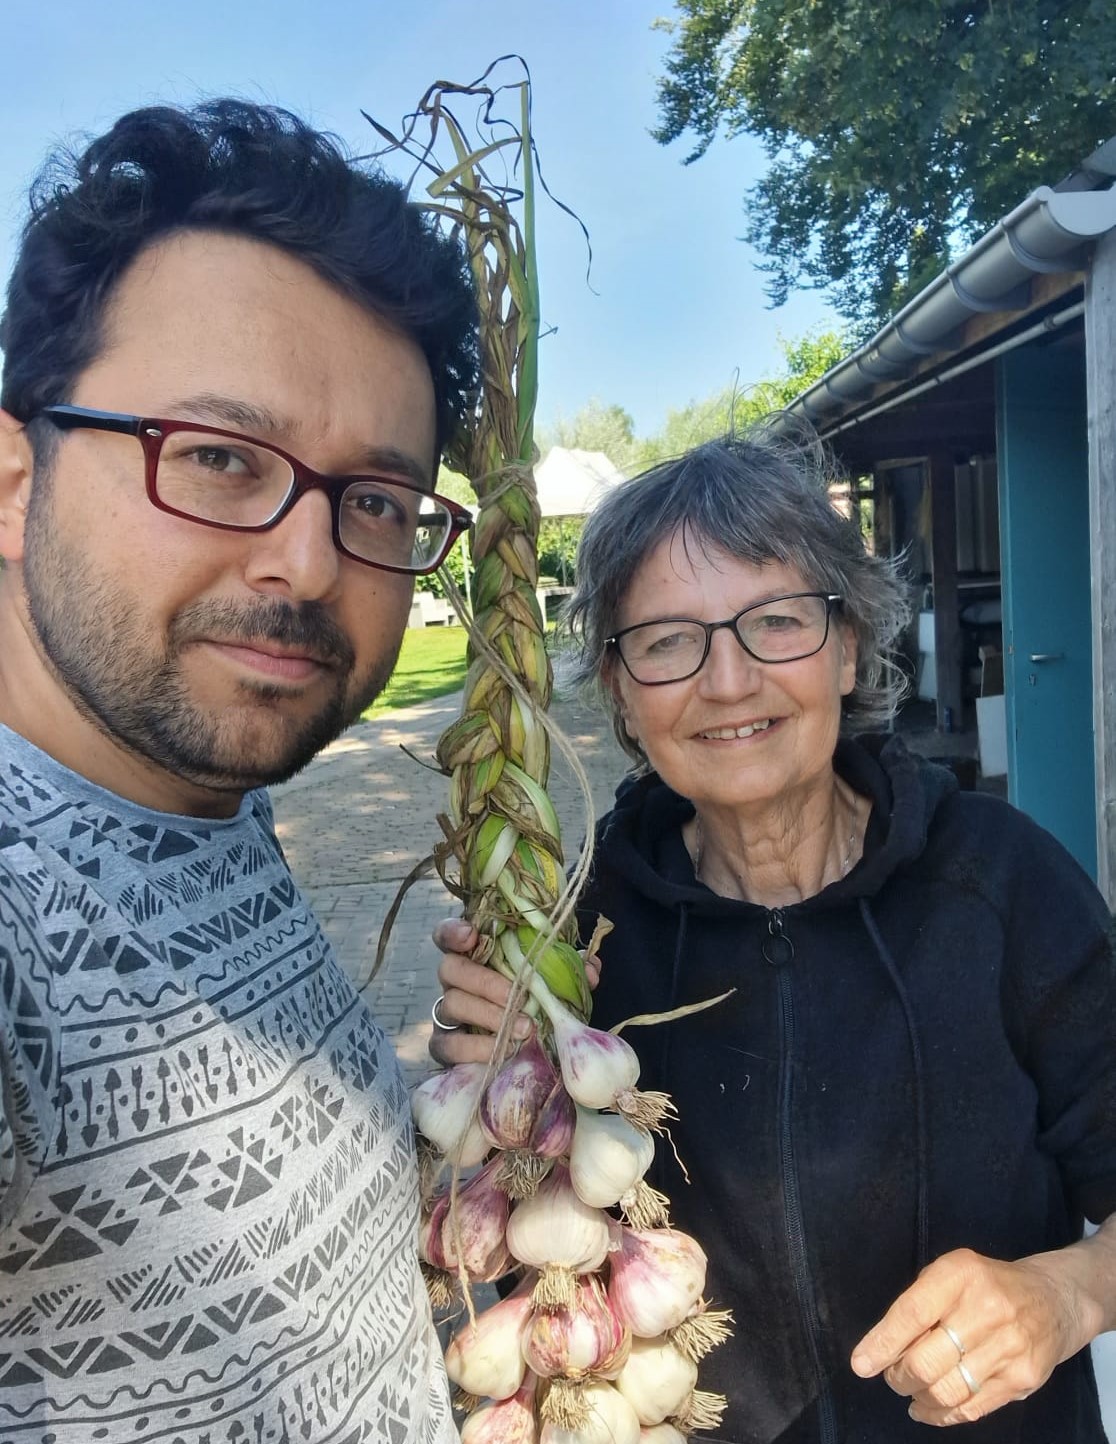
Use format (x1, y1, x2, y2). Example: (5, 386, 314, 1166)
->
(1086, 229, 1116, 907)
(929, 452, 963, 732)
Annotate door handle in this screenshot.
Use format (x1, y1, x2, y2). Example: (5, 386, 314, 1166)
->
(1028, 653, 1064, 663)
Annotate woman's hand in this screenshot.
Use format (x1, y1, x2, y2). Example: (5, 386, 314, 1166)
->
(428, 918, 600, 1068)
(850, 1237, 1113, 1425)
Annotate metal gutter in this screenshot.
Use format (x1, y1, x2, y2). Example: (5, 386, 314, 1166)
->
(788, 171, 1116, 433)
(825, 299, 1084, 438)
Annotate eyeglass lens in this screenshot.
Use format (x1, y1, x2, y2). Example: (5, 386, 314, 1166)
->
(155, 430, 451, 570)
(619, 594, 830, 681)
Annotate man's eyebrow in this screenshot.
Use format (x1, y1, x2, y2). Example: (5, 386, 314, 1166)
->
(169, 392, 434, 489)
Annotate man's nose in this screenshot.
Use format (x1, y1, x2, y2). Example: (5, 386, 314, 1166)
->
(243, 489, 341, 603)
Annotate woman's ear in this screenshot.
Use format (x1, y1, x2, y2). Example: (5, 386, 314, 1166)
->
(0, 412, 33, 564)
(838, 620, 858, 698)
(604, 654, 639, 745)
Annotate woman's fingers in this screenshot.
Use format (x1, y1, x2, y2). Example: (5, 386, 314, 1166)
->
(853, 1247, 1087, 1426)
(428, 920, 534, 1066)
(432, 916, 478, 958)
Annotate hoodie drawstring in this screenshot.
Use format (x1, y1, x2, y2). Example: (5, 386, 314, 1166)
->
(859, 897, 931, 1272)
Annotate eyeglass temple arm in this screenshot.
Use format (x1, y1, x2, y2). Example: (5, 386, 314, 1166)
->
(40, 405, 143, 436)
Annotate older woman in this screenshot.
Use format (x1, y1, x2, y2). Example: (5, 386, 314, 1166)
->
(433, 429, 1116, 1443)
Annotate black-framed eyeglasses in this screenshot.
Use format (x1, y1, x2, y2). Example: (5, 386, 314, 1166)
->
(607, 592, 843, 685)
(34, 404, 473, 576)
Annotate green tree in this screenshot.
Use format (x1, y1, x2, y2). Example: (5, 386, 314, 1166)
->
(635, 327, 846, 464)
(653, 0, 1116, 328)
(537, 397, 639, 472)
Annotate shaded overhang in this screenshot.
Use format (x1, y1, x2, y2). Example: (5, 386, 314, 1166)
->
(783, 138, 1116, 471)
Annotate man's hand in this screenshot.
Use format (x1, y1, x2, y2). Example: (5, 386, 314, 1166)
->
(850, 1243, 1107, 1426)
(429, 918, 600, 1068)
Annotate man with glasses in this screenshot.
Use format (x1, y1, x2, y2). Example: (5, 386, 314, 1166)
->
(0, 100, 477, 1444)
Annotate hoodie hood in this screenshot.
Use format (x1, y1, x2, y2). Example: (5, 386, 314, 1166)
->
(593, 732, 959, 916)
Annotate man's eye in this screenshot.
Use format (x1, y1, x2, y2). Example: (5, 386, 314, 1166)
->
(347, 488, 409, 525)
(188, 446, 252, 475)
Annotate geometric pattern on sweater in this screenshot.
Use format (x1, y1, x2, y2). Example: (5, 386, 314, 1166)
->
(0, 725, 455, 1444)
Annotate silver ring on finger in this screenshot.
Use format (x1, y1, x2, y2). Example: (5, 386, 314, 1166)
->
(941, 1323, 966, 1359)
(431, 995, 460, 1032)
(957, 1362, 982, 1397)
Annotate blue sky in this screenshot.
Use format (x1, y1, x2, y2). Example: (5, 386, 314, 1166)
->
(0, 0, 838, 437)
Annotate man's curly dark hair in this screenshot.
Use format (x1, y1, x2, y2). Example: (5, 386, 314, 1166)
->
(0, 99, 479, 458)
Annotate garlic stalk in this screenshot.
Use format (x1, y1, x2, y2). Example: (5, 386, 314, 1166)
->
(461, 1372, 539, 1444)
(538, 1380, 640, 1444)
(607, 1227, 708, 1338)
(614, 1336, 698, 1426)
(412, 1062, 490, 1167)
(505, 1163, 612, 1307)
(445, 1278, 535, 1401)
(568, 1107, 654, 1209)
(526, 976, 675, 1130)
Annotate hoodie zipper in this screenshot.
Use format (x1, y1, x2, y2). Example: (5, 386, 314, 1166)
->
(766, 908, 838, 1444)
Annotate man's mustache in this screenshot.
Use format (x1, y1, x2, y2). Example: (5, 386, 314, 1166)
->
(171, 599, 356, 671)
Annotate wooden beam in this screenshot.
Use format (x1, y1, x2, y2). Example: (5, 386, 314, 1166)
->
(1086, 229, 1116, 906)
(929, 452, 963, 732)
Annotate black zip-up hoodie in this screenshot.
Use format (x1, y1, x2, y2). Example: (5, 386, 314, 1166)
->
(582, 735, 1116, 1444)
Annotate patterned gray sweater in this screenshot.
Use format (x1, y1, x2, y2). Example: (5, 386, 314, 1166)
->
(0, 724, 456, 1444)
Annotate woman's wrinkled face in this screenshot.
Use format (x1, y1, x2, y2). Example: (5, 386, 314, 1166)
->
(608, 530, 857, 814)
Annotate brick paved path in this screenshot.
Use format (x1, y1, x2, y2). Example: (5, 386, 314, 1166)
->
(270, 671, 629, 1084)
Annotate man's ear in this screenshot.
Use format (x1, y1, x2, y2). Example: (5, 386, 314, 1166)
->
(0, 411, 33, 564)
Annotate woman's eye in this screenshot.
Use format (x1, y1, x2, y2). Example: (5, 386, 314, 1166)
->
(757, 612, 801, 631)
(646, 630, 691, 654)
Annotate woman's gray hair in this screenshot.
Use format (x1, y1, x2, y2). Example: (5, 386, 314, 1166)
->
(562, 419, 912, 767)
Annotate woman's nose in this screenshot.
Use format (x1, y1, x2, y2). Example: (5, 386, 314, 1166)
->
(698, 623, 763, 696)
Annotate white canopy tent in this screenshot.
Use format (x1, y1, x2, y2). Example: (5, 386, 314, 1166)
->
(534, 446, 625, 519)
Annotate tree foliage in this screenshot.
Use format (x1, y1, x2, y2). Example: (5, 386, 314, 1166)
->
(537, 398, 640, 473)
(653, 0, 1116, 327)
(635, 327, 846, 464)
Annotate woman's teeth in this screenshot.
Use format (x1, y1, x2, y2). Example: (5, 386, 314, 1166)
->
(700, 719, 773, 740)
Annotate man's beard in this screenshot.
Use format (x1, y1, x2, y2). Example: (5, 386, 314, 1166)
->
(22, 496, 401, 796)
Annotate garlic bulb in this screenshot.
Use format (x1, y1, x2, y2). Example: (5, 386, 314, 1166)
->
(569, 1107, 654, 1209)
(412, 1062, 490, 1167)
(481, 1035, 559, 1151)
(423, 1156, 513, 1281)
(445, 1280, 535, 1401)
(615, 1336, 698, 1426)
(505, 1164, 612, 1307)
(461, 1372, 539, 1444)
(607, 1227, 707, 1337)
(522, 1274, 630, 1382)
(532, 988, 641, 1110)
(539, 1380, 640, 1444)
(638, 1426, 687, 1444)
(529, 1080, 576, 1158)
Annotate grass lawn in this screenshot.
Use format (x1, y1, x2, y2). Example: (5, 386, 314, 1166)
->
(363, 625, 469, 717)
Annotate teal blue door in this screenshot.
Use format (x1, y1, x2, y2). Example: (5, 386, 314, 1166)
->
(997, 341, 1096, 877)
